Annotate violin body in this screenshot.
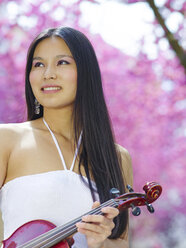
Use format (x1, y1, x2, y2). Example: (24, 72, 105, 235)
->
(2, 219, 70, 248)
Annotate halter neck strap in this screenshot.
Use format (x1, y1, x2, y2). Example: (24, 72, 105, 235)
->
(43, 118, 82, 171)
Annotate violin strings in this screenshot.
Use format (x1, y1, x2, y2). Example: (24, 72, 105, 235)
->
(18, 199, 119, 248)
(39, 226, 78, 248)
(39, 201, 118, 248)
(19, 202, 116, 248)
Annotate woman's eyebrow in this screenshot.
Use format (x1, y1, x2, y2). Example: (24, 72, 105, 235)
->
(32, 55, 74, 61)
(56, 54, 74, 59)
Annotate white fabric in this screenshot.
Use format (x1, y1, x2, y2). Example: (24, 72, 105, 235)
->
(0, 170, 98, 247)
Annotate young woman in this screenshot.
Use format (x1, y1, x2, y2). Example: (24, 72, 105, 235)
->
(0, 27, 133, 248)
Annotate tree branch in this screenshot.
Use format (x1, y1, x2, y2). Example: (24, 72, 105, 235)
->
(147, 0, 186, 70)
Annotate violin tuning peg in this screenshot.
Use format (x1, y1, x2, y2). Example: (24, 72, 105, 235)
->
(131, 204, 141, 216)
(132, 206, 141, 216)
(110, 188, 120, 198)
(146, 203, 155, 213)
(127, 184, 134, 192)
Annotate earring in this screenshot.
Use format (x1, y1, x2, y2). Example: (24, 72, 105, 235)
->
(34, 98, 40, 115)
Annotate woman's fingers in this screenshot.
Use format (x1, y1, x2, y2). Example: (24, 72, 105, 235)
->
(91, 201, 100, 209)
(82, 214, 112, 226)
(76, 202, 120, 248)
(76, 221, 111, 234)
(101, 206, 119, 219)
(76, 223, 112, 240)
(76, 206, 118, 234)
(91, 201, 119, 218)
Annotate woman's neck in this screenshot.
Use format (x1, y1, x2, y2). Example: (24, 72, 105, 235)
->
(43, 107, 74, 141)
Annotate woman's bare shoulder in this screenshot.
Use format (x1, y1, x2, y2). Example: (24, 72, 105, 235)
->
(0, 122, 24, 141)
(115, 144, 131, 162)
(0, 122, 22, 143)
(0, 120, 38, 136)
(115, 144, 133, 187)
(0, 120, 42, 153)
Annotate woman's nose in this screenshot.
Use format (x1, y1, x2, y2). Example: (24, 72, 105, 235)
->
(44, 67, 57, 80)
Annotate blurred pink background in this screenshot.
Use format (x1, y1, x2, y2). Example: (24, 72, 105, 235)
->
(0, 0, 185, 247)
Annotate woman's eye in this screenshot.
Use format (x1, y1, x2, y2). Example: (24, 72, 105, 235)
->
(57, 60, 69, 65)
(33, 62, 44, 67)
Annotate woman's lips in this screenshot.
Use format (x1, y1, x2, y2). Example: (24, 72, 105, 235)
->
(41, 85, 62, 93)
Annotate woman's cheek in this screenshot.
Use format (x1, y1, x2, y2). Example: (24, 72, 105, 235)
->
(29, 71, 38, 86)
(61, 65, 77, 82)
(69, 69, 77, 85)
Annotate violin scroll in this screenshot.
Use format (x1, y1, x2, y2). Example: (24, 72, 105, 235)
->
(143, 182, 162, 203)
(116, 181, 162, 215)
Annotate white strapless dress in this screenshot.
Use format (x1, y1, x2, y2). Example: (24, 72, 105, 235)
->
(0, 170, 98, 248)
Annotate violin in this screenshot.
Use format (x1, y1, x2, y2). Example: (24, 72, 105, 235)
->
(2, 182, 162, 248)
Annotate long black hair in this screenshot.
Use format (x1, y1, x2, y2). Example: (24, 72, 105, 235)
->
(25, 27, 128, 239)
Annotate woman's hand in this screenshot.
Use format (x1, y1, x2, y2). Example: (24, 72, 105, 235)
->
(76, 201, 119, 248)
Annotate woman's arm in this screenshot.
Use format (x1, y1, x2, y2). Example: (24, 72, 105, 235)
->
(0, 124, 15, 188)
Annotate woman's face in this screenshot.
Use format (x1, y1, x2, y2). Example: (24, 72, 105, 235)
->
(29, 36, 77, 110)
